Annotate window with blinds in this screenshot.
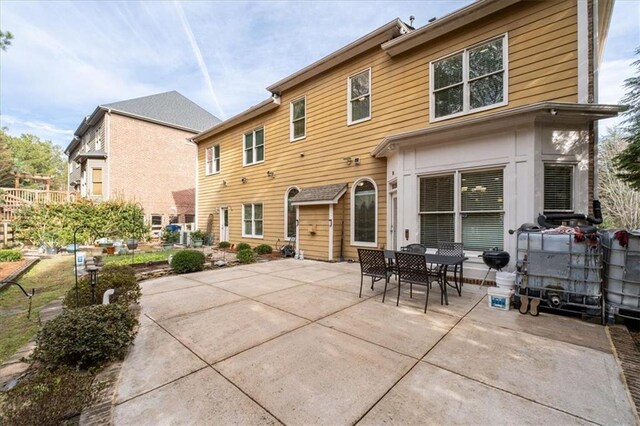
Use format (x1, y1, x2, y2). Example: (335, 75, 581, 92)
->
(461, 169, 503, 251)
(544, 164, 573, 213)
(419, 175, 454, 248)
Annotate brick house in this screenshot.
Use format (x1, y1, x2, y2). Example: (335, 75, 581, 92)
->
(65, 91, 220, 235)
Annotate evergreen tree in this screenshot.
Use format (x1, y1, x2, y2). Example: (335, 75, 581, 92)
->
(614, 48, 640, 190)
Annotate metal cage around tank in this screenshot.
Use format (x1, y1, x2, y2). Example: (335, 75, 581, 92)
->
(602, 230, 640, 323)
(515, 230, 604, 323)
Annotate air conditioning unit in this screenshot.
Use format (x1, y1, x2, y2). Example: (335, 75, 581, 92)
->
(180, 230, 192, 246)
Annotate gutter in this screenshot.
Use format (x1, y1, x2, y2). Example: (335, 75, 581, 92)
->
(193, 96, 281, 143)
(371, 102, 626, 158)
(381, 0, 521, 57)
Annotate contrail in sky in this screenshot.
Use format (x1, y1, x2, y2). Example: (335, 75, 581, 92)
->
(173, 1, 226, 119)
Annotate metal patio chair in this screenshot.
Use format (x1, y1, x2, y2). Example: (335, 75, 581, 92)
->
(394, 251, 440, 313)
(357, 249, 393, 298)
(401, 243, 427, 254)
(437, 241, 464, 295)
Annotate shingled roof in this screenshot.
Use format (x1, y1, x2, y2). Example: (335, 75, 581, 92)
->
(291, 183, 348, 205)
(101, 91, 220, 132)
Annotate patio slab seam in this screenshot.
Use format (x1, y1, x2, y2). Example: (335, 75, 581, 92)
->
(352, 292, 486, 425)
(419, 359, 599, 425)
(139, 281, 206, 296)
(119, 313, 288, 425)
(143, 293, 249, 323)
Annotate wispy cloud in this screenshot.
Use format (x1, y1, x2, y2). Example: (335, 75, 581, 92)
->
(173, 1, 226, 119)
(1, 114, 74, 146)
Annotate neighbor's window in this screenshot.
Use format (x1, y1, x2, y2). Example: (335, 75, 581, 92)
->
(91, 168, 103, 196)
(544, 163, 574, 213)
(243, 128, 265, 166)
(285, 188, 299, 239)
(290, 97, 306, 141)
(431, 35, 507, 120)
(243, 203, 263, 237)
(419, 168, 504, 251)
(95, 125, 104, 150)
(352, 179, 377, 245)
(348, 69, 371, 124)
(150, 214, 163, 235)
(206, 145, 220, 175)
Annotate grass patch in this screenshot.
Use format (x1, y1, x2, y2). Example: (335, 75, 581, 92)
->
(102, 250, 178, 266)
(0, 256, 75, 363)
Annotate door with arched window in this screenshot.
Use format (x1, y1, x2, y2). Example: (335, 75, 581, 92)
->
(352, 178, 377, 246)
(285, 187, 299, 240)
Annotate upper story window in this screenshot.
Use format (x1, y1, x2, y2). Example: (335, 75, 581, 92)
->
(95, 125, 104, 150)
(290, 97, 306, 141)
(206, 145, 220, 175)
(243, 128, 264, 166)
(544, 163, 574, 213)
(347, 68, 371, 125)
(352, 178, 377, 246)
(431, 35, 507, 121)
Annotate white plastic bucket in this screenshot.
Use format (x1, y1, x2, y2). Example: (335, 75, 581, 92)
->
(495, 271, 516, 289)
(76, 252, 86, 267)
(487, 287, 513, 311)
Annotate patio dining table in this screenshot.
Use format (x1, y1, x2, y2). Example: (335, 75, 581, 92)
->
(384, 250, 467, 306)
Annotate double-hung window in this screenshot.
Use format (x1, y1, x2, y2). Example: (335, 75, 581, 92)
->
(206, 145, 220, 175)
(243, 203, 263, 238)
(290, 97, 306, 141)
(347, 69, 371, 124)
(431, 35, 507, 120)
(419, 169, 504, 251)
(243, 128, 264, 166)
(544, 163, 574, 213)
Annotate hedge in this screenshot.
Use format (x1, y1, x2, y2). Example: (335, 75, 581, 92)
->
(171, 250, 206, 274)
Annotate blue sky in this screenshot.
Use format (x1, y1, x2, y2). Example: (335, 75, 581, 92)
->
(0, 1, 638, 149)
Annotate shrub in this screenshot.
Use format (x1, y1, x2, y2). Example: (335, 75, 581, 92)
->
(63, 264, 140, 309)
(237, 242, 251, 251)
(0, 366, 99, 426)
(190, 230, 207, 240)
(162, 229, 180, 244)
(0, 249, 22, 262)
(236, 248, 256, 264)
(33, 304, 138, 370)
(218, 241, 231, 249)
(254, 244, 273, 255)
(171, 250, 206, 274)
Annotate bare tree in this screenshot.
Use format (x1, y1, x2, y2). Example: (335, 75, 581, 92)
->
(599, 128, 640, 230)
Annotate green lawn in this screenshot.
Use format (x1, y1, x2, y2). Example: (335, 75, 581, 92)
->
(0, 256, 75, 363)
(102, 249, 178, 266)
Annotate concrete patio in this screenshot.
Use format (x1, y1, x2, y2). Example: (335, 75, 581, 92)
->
(113, 259, 637, 425)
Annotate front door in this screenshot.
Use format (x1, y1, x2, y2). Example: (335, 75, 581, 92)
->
(220, 208, 229, 242)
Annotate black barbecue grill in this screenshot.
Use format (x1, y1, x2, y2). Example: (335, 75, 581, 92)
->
(480, 247, 510, 286)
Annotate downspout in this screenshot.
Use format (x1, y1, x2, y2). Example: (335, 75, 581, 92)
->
(190, 137, 198, 230)
(339, 184, 347, 261)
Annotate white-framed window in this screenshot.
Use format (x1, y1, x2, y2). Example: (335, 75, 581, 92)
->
(419, 168, 504, 251)
(206, 145, 220, 175)
(351, 178, 377, 246)
(284, 187, 299, 239)
(243, 128, 265, 166)
(544, 163, 574, 213)
(430, 34, 508, 121)
(347, 68, 371, 125)
(242, 203, 263, 238)
(95, 125, 103, 150)
(290, 97, 306, 141)
(150, 214, 163, 236)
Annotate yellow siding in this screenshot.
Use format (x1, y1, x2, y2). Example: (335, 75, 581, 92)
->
(197, 0, 578, 261)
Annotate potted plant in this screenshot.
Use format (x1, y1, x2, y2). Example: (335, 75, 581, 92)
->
(161, 229, 180, 250)
(190, 230, 207, 248)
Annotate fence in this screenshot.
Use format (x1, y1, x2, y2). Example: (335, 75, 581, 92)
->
(0, 188, 79, 221)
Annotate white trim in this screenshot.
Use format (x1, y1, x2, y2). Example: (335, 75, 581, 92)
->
(205, 144, 220, 175)
(290, 96, 307, 142)
(241, 203, 264, 238)
(350, 177, 378, 247)
(193, 139, 199, 229)
(284, 186, 300, 239)
(242, 127, 265, 167)
(577, 1, 589, 103)
(329, 204, 334, 261)
(429, 34, 509, 123)
(347, 68, 372, 125)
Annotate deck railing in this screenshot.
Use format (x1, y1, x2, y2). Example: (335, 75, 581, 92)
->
(0, 188, 79, 221)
